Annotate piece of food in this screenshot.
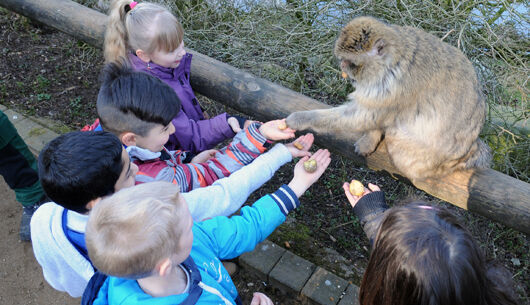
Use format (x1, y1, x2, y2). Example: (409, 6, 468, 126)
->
(278, 121, 287, 130)
(293, 142, 304, 150)
(349, 180, 364, 196)
(303, 159, 317, 173)
(341, 71, 348, 78)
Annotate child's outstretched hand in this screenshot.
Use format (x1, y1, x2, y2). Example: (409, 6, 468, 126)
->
(259, 119, 296, 141)
(288, 149, 331, 198)
(250, 292, 274, 305)
(285, 133, 314, 158)
(191, 149, 219, 163)
(342, 182, 381, 208)
(227, 116, 242, 133)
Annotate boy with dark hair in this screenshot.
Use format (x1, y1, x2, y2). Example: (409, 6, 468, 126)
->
(32, 128, 314, 297)
(83, 149, 331, 305)
(96, 63, 297, 191)
(31, 131, 137, 297)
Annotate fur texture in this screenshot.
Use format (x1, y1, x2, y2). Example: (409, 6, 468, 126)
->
(286, 16, 491, 180)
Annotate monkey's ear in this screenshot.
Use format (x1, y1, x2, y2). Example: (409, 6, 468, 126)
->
(369, 39, 386, 56)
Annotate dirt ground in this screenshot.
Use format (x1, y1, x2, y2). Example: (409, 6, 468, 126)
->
(0, 178, 80, 305)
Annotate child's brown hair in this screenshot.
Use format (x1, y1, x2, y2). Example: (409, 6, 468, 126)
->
(360, 203, 517, 305)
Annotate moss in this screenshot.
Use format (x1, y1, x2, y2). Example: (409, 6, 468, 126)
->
(28, 127, 46, 137)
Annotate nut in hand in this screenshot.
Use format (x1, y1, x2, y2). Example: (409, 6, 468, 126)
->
(278, 121, 287, 130)
(303, 159, 317, 173)
(349, 180, 364, 196)
(293, 142, 303, 150)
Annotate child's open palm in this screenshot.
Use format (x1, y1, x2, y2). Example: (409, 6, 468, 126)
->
(258, 119, 296, 141)
(285, 133, 314, 158)
(342, 182, 381, 208)
(288, 149, 331, 197)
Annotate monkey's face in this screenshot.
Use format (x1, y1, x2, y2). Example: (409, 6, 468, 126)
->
(334, 17, 391, 85)
(339, 58, 361, 82)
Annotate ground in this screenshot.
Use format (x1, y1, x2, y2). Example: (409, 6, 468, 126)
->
(0, 8, 528, 304)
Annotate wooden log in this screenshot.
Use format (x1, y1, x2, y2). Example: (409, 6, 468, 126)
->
(1, 0, 528, 234)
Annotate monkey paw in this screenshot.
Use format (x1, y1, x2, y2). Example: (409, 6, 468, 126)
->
(354, 136, 378, 156)
(286, 111, 310, 130)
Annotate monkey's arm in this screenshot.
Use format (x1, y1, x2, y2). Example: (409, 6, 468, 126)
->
(286, 105, 379, 134)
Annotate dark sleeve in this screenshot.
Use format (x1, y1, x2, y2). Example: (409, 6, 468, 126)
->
(352, 191, 388, 246)
(228, 115, 248, 128)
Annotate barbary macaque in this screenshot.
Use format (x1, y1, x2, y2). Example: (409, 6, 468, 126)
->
(287, 16, 491, 180)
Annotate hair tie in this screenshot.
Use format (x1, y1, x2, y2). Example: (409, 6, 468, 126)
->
(125, 1, 138, 14)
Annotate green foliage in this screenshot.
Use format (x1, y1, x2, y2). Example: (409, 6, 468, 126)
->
(35, 75, 50, 91)
(69, 96, 87, 118)
(36, 93, 51, 101)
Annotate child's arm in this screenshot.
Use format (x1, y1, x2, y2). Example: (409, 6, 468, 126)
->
(343, 182, 388, 245)
(166, 110, 235, 153)
(173, 121, 295, 192)
(195, 149, 331, 259)
(183, 134, 314, 221)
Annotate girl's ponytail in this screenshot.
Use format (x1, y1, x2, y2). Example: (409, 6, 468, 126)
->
(104, 0, 132, 65)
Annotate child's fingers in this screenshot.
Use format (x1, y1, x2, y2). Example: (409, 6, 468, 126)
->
(298, 156, 310, 163)
(367, 183, 380, 192)
(300, 133, 314, 147)
(342, 183, 356, 200)
(311, 149, 330, 163)
(319, 153, 332, 171)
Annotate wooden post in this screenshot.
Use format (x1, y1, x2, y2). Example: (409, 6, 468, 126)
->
(1, 0, 528, 234)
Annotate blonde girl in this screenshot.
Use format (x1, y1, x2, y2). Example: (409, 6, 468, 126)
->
(104, 0, 249, 153)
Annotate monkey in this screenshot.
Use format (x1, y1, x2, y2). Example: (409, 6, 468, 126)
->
(286, 16, 491, 181)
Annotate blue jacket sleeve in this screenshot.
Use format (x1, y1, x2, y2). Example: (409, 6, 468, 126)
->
(194, 185, 300, 260)
(166, 110, 235, 153)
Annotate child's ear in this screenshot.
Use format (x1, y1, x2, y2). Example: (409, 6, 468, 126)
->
(157, 258, 172, 277)
(120, 132, 137, 147)
(85, 197, 102, 211)
(135, 49, 151, 63)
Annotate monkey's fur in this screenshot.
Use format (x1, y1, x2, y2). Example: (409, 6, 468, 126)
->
(286, 16, 491, 180)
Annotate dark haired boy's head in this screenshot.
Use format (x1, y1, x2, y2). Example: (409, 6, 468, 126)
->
(38, 131, 137, 214)
(96, 62, 180, 152)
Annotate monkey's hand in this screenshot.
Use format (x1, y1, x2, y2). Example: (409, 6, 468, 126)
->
(286, 111, 313, 131)
(354, 130, 383, 156)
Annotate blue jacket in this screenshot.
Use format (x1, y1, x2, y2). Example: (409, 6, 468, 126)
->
(83, 185, 299, 305)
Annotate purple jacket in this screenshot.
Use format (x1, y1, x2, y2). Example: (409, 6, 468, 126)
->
(129, 53, 235, 153)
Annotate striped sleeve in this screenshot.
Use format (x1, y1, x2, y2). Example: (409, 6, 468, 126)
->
(199, 122, 272, 179)
(269, 184, 300, 215)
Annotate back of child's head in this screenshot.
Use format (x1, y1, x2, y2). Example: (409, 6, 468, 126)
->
(104, 0, 184, 64)
(38, 131, 124, 214)
(359, 203, 517, 305)
(86, 181, 187, 279)
(97, 62, 180, 137)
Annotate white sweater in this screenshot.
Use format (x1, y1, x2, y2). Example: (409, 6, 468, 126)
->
(30, 143, 292, 297)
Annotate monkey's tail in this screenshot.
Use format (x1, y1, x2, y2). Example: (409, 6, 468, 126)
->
(464, 139, 492, 169)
